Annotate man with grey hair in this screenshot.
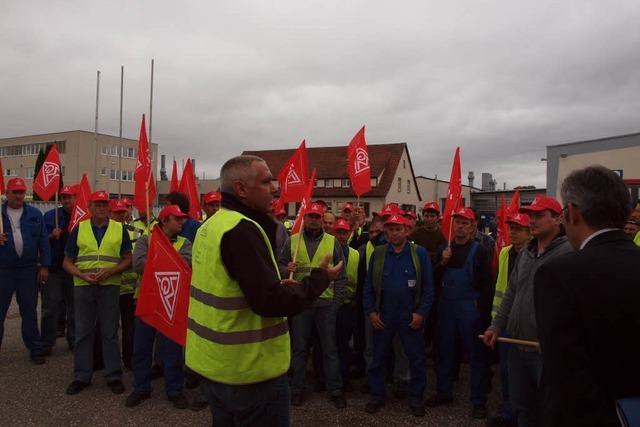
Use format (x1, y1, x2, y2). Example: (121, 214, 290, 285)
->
(185, 155, 343, 426)
(534, 165, 640, 427)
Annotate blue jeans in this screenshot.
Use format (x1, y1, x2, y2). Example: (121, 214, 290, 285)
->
(508, 346, 542, 427)
(291, 303, 342, 395)
(200, 373, 290, 427)
(132, 317, 183, 396)
(435, 299, 488, 405)
(41, 269, 75, 349)
(498, 334, 515, 421)
(0, 266, 42, 356)
(367, 311, 426, 402)
(73, 285, 121, 383)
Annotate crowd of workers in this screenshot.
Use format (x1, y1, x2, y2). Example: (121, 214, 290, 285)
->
(1, 159, 639, 427)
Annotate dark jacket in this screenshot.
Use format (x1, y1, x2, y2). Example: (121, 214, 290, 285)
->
(491, 232, 572, 347)
(43, 207, 71, 271)
(0, 203, 51, 269)
(534, 230, 640, 427)
(219, 193, 330, 317)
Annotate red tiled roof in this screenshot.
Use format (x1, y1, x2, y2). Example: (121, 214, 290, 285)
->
(242, 143, 415, 198)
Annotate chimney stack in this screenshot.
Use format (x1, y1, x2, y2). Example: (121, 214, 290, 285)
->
(160, 154, 168, 181)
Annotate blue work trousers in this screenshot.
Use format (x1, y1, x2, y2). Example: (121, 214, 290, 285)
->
(200, 373, 290, 427)
(291, 303, 343, 395)
(435, 298, 488, 405)
(0, 266, 42, 356)
(498, 333, 515, 421)
(336, 301, 356, 380)
(508, 346, 542, 427)
(132, 316, 183, 397)
(41, 269, 75, 349)
(364, 311, 409, 384)
(73, 285, 121, 383)
(367, 311, 426, 403)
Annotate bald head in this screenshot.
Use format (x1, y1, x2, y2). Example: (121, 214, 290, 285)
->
(220, 155, 266, 194)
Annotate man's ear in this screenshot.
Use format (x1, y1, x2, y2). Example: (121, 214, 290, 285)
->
(566, 203, 580, 226)
(233, 180, 247, 200)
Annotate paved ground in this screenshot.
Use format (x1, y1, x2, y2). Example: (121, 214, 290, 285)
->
(0, 299, 502, 426)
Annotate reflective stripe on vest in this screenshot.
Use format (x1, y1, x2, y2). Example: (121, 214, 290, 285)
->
(491, 245, 511, 318)
(186, 208, 289, 385)
(344, 247, 360, 303)
(74, 219, 123, 286)
(290, 232, 335, 299)
(371, 242, 422, 311)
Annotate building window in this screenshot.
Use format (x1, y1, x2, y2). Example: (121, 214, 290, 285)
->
(397, 177, 402, 192)
(326, 179, 333, 188)
(341, 178, 350, 188)
(316, 179, 325, 188)
(370, 177, 377, 187)
(102, 145, 109, 155)
(109, 169, 119, 180)
(61, 166, 65, 176)
(403, 159, 406, 169)
(4, 168, 17, 177)
(126, 147, 136, 158)
(100, 168, 107, 176)
(407, 179, 411, 194)
(111, 146, 119, 156)
(122, 170, 134, 181)
(26, 168, 34, 179)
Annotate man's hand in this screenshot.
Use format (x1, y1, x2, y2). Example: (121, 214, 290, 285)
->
(83, 273, 98, 285)
(0, 233, 7, 246)
(50, 228, 62, 240)
(94, 268, 114, 284)
(37, 267, 49, 285)
(369, 312, 384, 330)
(441, 246, 452, 265)
(409, 313, 424, 330)
(482, 329, 498, 349)
(286, 262, 297, 273)
(280, 278, 300, 286)
(318, 255, 343, 281)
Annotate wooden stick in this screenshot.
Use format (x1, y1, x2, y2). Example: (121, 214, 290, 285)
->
(288, 217, 305, 280)
(145, 178, 150, 231)
(478, 334, 540, 349)
(54, 192, 59, 230)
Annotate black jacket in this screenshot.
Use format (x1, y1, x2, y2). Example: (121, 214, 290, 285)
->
(219, 193, 329, 317)
(534, 230, 640, 427)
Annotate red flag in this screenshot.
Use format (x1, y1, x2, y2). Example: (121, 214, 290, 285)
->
(135, 225, 192, 346)
(506, 187, 520, 217)
(68, 174, 92, 231)
(347, 126, 371, 196)
(33, 144, 62, 201)
(134, 114, 157, 214)
(496, 195, 510, 250)
(170, 159, 179, 193)
(290, 169, 317, 235)
(277, 140, 308, 203)
(0, 158, 5, 195)
(441, 147, 462, 240)
(179, 159, 202, 220)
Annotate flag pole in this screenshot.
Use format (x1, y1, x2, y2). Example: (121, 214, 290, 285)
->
(93, 70, 100, 188)
(118, 65, 124, 198)
(54, 191, 59, 230)
(145, 177, 150, 231)
(0, 191, 3, 234)
(289, 216, 305, 280)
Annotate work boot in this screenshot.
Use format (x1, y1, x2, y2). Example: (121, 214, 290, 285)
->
(66, 380, 90, 395)
(291, 393, 304, 406)
(472, 404, 488, 419)
(331, 394, 347, 409)
(125, 392, 150, 408)
(424, 394, 454, 407)
(107, 380, 125, 395)
(30, 354, 46, 365)
(409, 400, 426, 417)
(486, 415, 517, 427)
(168, 393, 189, 410)
(364, 400, 384, 414)
(190, 394, 208, 411)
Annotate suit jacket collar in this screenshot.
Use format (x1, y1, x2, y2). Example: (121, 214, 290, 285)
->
(583, 229, 628, 249)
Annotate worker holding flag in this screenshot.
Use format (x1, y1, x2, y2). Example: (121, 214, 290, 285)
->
(185, 155, 342, 425)
(126, 204, 192, 410)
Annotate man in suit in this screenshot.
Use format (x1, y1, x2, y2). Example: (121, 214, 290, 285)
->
(534, 165, 640, 427)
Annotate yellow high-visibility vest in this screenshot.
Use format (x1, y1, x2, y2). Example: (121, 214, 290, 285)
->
(290, 232, 335, 299)
(492, 245, 512, 318)
(344, 247, 360, 303)
(186, 208, 289, 385)
(74, 219, 123, 286)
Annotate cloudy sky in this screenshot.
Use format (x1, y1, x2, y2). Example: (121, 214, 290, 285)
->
(2, 1, 640, 188)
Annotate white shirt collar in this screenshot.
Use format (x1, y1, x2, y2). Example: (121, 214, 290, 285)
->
(579, 228, 618, 250)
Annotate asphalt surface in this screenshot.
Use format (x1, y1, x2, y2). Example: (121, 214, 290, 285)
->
(1, 299, 502, 426)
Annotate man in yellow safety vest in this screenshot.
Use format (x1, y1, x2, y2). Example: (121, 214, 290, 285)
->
(185, 155, 342, 426)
